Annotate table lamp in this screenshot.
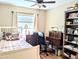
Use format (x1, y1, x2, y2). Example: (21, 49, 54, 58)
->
(51, 27, 59, 31)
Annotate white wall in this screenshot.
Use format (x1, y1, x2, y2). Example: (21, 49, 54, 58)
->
(37, 10, 46, 32)
(0, 4, 46, 32)
(45, 0, 77, 36)
(0, 0, 77, 34)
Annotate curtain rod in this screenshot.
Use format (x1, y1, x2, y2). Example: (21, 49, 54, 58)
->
(16, 11, 39, 15)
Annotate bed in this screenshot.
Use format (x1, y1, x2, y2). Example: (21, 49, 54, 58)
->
(0, 45, 40, 59)
(0, 27, 40, 59)
(0, 37, 32, 52)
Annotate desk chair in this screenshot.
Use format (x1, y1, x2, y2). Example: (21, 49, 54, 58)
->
(38, 32, 48, 56)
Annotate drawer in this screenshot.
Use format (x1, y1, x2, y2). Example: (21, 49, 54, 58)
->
(53, 40, 61, 46)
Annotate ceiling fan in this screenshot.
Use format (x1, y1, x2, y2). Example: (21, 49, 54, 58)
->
(25, 0, 56, 8)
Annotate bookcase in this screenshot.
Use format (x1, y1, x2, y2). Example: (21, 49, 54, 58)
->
(63, 9, 78, 59)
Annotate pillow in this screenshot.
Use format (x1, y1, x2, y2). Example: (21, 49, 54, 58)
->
(5, 32, 12, 41)
(3, 32, 6, 40)
(2, 32, 19, 41)
(0, 32, 3, 40)
(12, 33, 19, 40)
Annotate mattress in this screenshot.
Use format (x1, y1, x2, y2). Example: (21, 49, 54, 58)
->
(0, 36, 32, 52)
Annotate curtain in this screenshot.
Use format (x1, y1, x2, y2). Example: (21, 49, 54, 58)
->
(34, 13, 39, 32)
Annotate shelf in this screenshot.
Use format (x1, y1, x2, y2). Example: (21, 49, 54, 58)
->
(64, 45, 78, 53)
(67, 17, 78, 20)
(66, 33, 78, 37)
(65, 40, 78, 45)
(66, 24, 78, 26)
(65, 9, 78, 13)
(66, 24, 78, 27)
(64, 53, 70, 58)
(64, 9, 78, 59)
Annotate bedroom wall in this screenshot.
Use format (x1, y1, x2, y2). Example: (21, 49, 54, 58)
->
(45, 0, 77, 36)
(0, 4, 46, 32)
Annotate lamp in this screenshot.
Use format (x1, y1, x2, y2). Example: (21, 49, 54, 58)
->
(24, 24, 28, 29)
(24, 24, 30, 35)
(51, 26, 59, 31)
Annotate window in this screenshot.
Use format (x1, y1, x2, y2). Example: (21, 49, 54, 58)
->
(17, 13, 34, 35)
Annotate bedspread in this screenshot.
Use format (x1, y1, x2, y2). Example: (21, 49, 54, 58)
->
(0, 36, 32, 52)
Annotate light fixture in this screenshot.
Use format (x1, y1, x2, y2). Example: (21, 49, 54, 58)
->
(11, 11, 14, 27)
(51, 26, 59, 31)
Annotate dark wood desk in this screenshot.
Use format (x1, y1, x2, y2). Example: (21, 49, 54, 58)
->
(46, 31, 63, 56)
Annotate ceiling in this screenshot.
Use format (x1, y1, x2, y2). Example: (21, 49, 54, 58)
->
(0, 0, 75, 10)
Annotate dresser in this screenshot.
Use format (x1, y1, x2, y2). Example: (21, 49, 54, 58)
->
(46, 31, 63, 56)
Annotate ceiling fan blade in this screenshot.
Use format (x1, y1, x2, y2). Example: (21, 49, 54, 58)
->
(30, 3, 37, 7)
(24, 0, 36, 3)
(42, 1, 56, 3)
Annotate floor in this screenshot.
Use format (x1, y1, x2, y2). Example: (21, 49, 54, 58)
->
(40, 53, 63, 59)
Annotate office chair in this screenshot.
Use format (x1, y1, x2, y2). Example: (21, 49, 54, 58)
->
(38, 32, 48, 56)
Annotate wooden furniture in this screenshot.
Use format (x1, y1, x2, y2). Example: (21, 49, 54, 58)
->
(0, 45, 40, 59)
(46, 31, 63, 56)
(63, 9, 78, 59)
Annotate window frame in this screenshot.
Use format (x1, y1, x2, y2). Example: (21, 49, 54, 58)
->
(16, 12, 35, 34)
